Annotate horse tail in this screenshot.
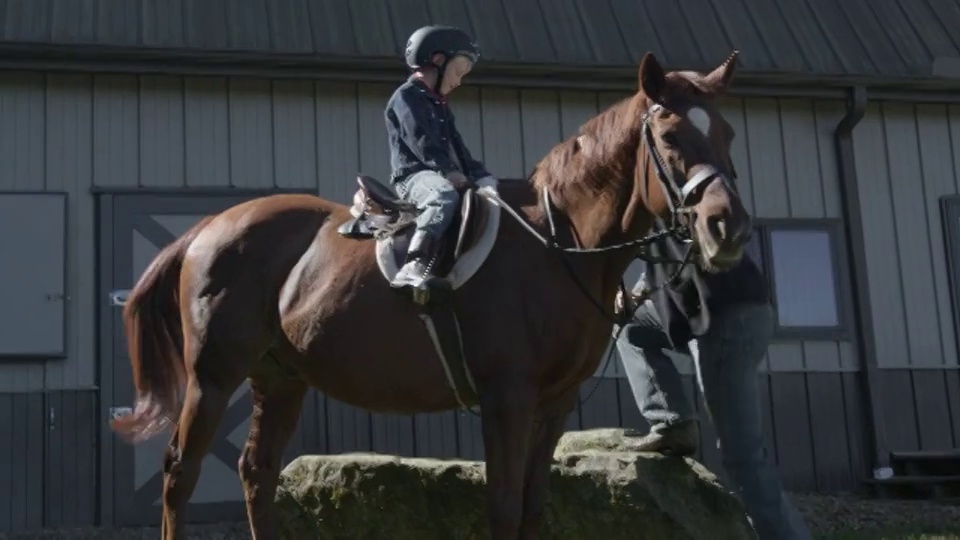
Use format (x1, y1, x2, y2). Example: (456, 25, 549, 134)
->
(110, 216, 216, 443)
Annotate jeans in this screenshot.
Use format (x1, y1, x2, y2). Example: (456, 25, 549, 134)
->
(615, 300, 812, 540)
(396, 170, 460, 239)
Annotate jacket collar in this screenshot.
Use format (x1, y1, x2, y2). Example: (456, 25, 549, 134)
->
(409, 74, 448, 105)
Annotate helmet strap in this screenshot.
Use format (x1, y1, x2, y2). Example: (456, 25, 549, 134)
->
(434, 56, 451, 95)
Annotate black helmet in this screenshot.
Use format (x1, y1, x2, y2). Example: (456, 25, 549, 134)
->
(404, 25, 480, 71)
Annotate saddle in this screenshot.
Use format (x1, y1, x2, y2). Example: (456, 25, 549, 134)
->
(338, 174, 491, 279)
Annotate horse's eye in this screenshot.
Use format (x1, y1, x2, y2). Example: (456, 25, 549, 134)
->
(661, 133, 679, 147)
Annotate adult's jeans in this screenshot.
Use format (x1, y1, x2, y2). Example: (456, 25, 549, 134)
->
(615, 300, 811, 540)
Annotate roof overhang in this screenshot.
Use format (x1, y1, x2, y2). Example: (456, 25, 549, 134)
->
(0, 42, 958, 103)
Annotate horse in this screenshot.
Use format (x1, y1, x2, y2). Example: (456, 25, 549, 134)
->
(110, 51, 752, 540)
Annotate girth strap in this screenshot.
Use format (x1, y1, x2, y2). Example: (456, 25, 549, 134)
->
(416, 300, 480, 411)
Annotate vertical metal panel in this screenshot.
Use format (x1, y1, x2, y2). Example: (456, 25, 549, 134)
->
(743, 101, 791, 217)
(93, 75, 140, 188)
(314, 81, 359, 204)
(355, 83, 393, 184)
(876, 369, 920, 451)
(853, 106, 907, 370)
(184, 77, 231, 187)
(853, 103, 960, 369)
(480, 87, 523, 178)
(45, 74, 96, 389)
(883, 103, 944, 369)
(138, 75, 185, 188)
(449, 86, 483, 163)
(910, 370, 956, 450)
(518, 89, 561, 172)
(806, 373, 856, 491)
(841, 371, 869, 485)
(917, 105, 960, 368)
(44, 389, 98, 529)
(228, 77, 275, 189)
(0, 392, 46, 533)
(271, 80, 318, 190)
(770, 374, 816, 491)
(946, 369, 960, 447)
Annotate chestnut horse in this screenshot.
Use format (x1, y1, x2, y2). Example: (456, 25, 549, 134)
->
(112, 52, 752, 539)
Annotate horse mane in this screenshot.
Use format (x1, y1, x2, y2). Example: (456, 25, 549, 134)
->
(529, 95, 645, 202)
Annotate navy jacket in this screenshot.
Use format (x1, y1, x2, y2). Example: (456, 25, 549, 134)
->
(384, 76, 490, 184)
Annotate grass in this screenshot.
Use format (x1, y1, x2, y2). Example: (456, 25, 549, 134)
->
(818, 529, 960, 540)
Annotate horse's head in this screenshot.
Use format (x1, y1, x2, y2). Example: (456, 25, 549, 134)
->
(626, 51, 751, 272)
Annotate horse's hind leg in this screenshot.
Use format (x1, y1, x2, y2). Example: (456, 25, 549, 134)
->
(239, 372, 308, 540)
(161, 344, 248, 540)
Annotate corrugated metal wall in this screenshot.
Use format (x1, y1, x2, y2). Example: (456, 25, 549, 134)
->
(0, 72, 856, 392)
(853, 102, 960, 370)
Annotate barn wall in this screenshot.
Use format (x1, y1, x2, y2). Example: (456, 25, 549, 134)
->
(0, 70, 917, 531)
(853, 103, 960, 370)
(0, 73, 857, 391)
(850, 102, 960, 459)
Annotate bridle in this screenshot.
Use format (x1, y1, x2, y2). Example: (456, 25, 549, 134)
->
(488, 100, 739, 404)
(491, 102, 735, 320)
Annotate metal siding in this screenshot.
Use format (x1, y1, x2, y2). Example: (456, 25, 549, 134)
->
(314, 81, 359, 204)
(0, 392, 46, 533)
(43, 389, 99, 529)
(93, 75, 140, 189)
(480, 87, 524, 178)
(854, 104, 960, 368)
(138, 76, 186, 188)
(272, 80, 319, 191)
(184, 77, 231, 187)
(228, 78, 275, 189)
(46, 74, 96, 389)
(871, 368, 960, 453)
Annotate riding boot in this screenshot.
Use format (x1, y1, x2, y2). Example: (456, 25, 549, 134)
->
(390, 229, 442, 290)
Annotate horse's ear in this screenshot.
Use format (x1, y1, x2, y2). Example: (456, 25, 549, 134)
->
(638, 52, 666, 103)
(701, 50, 739, 94)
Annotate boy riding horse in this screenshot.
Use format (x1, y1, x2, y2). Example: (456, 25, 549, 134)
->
(384, 25, 497, 291)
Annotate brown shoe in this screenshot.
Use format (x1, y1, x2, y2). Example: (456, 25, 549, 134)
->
(625, 420, 699, 457)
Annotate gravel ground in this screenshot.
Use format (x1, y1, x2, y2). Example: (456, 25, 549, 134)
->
(1, 494, 958, 539)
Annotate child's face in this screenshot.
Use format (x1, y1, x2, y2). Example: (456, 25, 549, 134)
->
(437, 55, 473, 95)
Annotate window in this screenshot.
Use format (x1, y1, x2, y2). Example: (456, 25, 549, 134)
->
(747, 219, 848, 339)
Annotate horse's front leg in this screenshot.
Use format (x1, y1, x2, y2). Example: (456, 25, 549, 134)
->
(518, 388, 578, 540)
(480, 380, 538, 539)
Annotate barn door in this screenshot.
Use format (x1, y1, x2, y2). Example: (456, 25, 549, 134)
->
(99, 192, 274, 526)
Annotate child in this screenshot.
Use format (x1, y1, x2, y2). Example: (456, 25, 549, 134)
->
(384, 25, 495, 291)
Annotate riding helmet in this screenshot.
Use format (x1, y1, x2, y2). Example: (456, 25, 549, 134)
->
(404, 25, 481, 71)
